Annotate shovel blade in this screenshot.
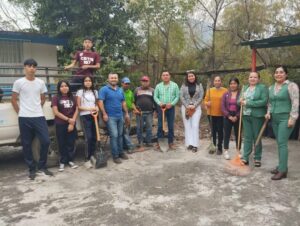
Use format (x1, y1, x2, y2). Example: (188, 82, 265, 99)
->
(94, 143, 108, 169)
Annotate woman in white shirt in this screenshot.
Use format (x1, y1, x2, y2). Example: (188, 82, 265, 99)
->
(76, 76, 98, 160)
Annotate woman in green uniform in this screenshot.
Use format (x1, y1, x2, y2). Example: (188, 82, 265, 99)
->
(265, 66, 299, 180)
(239, 71, 268, 167)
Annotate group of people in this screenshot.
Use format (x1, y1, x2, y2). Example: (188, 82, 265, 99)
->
(11, 37, 299, 182)
(203, 70, 299, 180)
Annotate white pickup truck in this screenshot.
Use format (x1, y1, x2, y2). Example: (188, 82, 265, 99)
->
(0, 100, 86, 166)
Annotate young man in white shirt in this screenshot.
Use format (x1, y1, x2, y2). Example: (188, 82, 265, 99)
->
(11, 59, 53, 180)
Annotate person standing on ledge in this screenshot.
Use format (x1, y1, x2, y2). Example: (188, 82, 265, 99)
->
(64, 36, 100, 92)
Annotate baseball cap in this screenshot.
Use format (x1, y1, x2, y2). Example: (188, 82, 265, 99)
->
(121, 77, 131, 83)
(140, 75, 150, 81)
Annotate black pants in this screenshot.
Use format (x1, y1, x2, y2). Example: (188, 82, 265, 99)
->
(211, 116, 224, 151)
(80, 115, 96, 160)
(56, 124, 77, 164)
(18, 117, 50, 172)
(223, 117, 240, 150)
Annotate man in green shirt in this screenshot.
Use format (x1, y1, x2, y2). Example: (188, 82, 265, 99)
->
(154, 71, 180, 150)
(121, 77, 137, 153)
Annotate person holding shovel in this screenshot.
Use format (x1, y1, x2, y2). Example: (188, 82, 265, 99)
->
(239, 72, 268, 167)
(265, 66, 299, 180)
(154, 71, 180, 151)
(221, 77, 241, 160)
(204, 75, 228, 155)
(98, 73, 130, 164)
(180, 70, 204, 152)
(76, 76, 98, 164)
(134, 75, 156, 151)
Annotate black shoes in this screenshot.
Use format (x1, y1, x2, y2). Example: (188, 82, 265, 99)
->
(216, 150, 223, 155)
(29, 171, 36, 180)
(271, 172, 287, 180)
(37, 169, 54, 176)
(113, 158, 122, 164)
(187, 145, 193, 150)
(270, 168, 279, 174)
(120, 153, 129, 160)
(113, 153, 129, 164)
(270, 167, 288, 174)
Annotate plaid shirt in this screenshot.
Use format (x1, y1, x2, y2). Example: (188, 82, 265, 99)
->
(154, 81, 179, 106)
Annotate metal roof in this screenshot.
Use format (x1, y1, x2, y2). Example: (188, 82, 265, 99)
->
(240, 33, 300, 49)
(0, 31, 67, 46)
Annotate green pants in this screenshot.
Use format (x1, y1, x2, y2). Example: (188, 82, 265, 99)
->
(242, 116, 264, 161)
(271, 113, 294, 172)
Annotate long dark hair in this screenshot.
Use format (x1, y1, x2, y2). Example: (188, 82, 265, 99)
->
(185, 71, 198, 85)
(57, 80, 73, 98)
(81, 76, 97, 104)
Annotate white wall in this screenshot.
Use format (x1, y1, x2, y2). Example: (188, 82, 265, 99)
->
(0, 41, 58, 84)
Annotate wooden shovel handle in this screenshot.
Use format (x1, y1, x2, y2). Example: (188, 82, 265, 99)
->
(237, 104, 243, 152)
(254, 118, 269, 148)
(91, 111, 100, 141)
(161, 107, 167, 132)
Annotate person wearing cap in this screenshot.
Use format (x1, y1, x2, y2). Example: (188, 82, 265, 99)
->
(121, 77, 137, 153)
(154, 71, 180, 151)
(11, 58, 53, 180)
(134, 75, 156, 151)
(64, 36, 101, 92)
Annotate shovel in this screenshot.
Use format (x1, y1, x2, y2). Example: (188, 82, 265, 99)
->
(136, 106, 145, 152)
(158, 104, 169, 152)
(91, 111, 107, 168)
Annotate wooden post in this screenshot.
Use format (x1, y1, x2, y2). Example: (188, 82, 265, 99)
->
(251, 48, 257, 72)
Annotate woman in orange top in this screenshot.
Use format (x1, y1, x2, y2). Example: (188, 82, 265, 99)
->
(204, 75, 228, 154)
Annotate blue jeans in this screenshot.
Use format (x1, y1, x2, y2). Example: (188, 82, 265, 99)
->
(107, 117, 124, 158)
(157, 107, 175, 144)
(136, 112, 153, 144)
(18, 117, 50, 172)
(56, 124, 77, 164)
(123, 112, 134, 149)
(80, 115, 96, 160)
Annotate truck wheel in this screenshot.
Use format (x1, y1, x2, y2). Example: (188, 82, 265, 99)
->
(32, 126, 59, 167)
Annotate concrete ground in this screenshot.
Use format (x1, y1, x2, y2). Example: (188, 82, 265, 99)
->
(0, 138, 300, 226)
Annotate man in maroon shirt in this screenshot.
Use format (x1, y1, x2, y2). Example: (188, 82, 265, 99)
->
(64, 36, 101, 92)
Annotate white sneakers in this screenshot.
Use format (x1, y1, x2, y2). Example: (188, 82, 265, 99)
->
(59, 163, 64, 172)
(59, 162, 78, 172)
(68, 161, 78, 169)
(224, 150, 230, 160)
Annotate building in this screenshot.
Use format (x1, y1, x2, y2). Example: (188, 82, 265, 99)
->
(0, 31, 67, 96)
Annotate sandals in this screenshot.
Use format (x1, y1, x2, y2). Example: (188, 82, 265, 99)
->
(192, 147, 198, 153)
(254, 160, 261, 167)
(241, 159, 249, 165)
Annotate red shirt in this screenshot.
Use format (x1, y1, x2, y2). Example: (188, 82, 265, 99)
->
(74, 50, 100, 77)
(51, 95, 77, 124)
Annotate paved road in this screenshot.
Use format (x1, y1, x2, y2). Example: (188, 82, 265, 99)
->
(0, 139, 300, 226)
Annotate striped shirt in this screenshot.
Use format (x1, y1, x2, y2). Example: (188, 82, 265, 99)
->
(154, 81, 179, 106)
